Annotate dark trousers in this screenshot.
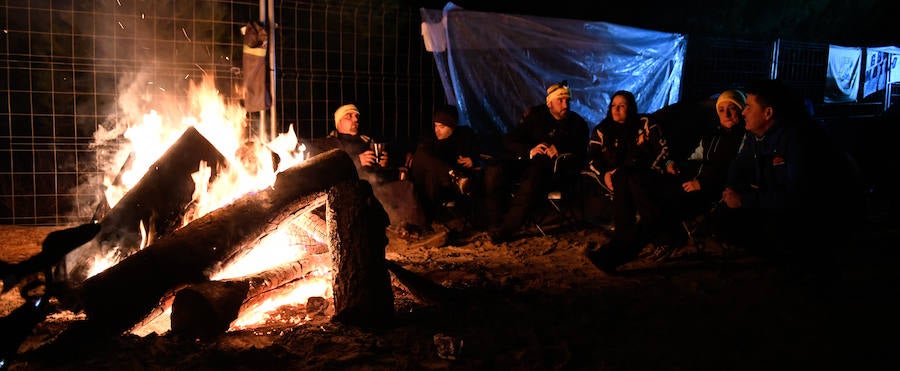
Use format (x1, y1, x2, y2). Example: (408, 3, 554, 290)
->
(479, 162, 506, 229)
(410, 150, 455, 223)
(410, 150, 505, 229)
(371, 179, 426, 229)
(495, 155, 578, 235)
(609, 169, 685, 252)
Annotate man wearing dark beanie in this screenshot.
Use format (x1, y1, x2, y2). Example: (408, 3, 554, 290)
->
(409, 105, 501, 229)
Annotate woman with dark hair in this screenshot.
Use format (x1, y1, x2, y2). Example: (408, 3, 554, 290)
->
(588, 90, 652, 189)
(586, 90, 673, 273)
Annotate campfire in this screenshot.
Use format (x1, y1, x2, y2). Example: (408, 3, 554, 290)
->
(43, 78, 394, 340)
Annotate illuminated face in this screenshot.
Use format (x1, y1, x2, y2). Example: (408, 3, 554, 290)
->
(610, 95, 629, 124)
(742, 94, 773, 136)
(547, 96, 570, 120)
(716, 102, 743, 129)
(434, 122, 454, 140)
(336, 111, 359, 135)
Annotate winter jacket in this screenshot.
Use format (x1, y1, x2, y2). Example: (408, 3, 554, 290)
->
(589, 115, 669, 175)
(504, 104, 589, 164)
(415, 126, 481, 174)
(310, 130, 374, 175)
(726, 119, 860, 214)
(676, 125, 746, 201)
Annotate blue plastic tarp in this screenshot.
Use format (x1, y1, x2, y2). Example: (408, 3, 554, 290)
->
(421, 2, 686, 147)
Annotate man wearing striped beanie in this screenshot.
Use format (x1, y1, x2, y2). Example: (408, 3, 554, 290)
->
(489, 80, 589, 243)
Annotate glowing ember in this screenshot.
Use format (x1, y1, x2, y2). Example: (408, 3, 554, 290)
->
(230, 277, 332, 330)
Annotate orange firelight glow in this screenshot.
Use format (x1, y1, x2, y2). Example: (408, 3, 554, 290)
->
(91, 77, 329, 335)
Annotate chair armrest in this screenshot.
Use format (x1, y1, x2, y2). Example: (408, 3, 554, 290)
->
(553, 153, 575, 174)
(580, 167, 613, 197)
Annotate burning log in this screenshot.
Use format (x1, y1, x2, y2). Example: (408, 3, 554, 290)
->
(63, 126, 228, 284)
(170, 254, 331, 339)
(76, 149, 359, 334)
(170, 178, 395, 333)
(286, 211, 329, 254)
(293, 209, 328, 246)
(328, 180, 394, 328)
(171, 281, 248, 339)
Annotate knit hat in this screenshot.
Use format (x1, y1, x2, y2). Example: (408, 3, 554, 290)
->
(432, 104, 459, 128)
(716, 89, 746, 111)
(545, 81, 570, 105)
(334, 104, 359, 125)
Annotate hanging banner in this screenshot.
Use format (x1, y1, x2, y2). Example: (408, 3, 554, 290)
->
(871, 46, 900, 84)
(824, 45, 861, 103)
(892, 54, 900, 84)
(863, 49, 888, 98)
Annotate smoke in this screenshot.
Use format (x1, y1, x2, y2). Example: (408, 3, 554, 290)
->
(64, 0, 241, 221)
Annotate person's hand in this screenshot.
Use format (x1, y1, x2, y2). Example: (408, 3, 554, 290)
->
(637, 129, 649, 145)
(404, 152, 414, 168)
(359, 150, 377, 167)
(529, 143, 549, 159)
(666, 161, 678, 175)
(457, 156, 474, 168)
(603, 169, 616, 192)
(722, 187, 741, 208)
(544, 144, 559, 159)
(378, 150, 390, 167)
(681, 179, 701, 192)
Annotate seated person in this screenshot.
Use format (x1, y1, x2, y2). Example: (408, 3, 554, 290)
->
(309, 103, 445, 245)
(409, 106, 475, 220)
(489, 81, 590, 243)
(408, 105, 505, 230)
(720, 79, 864, 276)
(587, 90, 675, 271)
(664, 89, 747, 235)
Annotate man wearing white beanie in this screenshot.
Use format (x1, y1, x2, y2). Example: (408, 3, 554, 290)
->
(309, 103, 446, 247)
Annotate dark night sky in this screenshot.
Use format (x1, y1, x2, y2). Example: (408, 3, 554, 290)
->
(414, 0, 896, 47)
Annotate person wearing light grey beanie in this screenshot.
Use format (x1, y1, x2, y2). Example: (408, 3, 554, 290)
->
(334, 104, 361, 132)
(715, 89, 746, 113)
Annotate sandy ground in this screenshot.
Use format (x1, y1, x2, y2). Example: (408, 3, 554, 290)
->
(1, 209, 899, 370)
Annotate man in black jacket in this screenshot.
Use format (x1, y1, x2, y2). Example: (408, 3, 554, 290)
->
(489, 81, 589, 243)
(409, 105, 494, 228)
(721, 80, 864, 276)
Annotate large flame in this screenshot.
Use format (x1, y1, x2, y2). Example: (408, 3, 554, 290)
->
(92, 77, 328, 334)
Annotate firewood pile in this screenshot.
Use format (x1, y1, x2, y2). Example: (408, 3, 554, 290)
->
(1, 128, 400, 365)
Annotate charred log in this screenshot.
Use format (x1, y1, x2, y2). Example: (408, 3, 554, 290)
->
(171, 280, 249, 340)
(287, 210, 329, 254)
(170, 254, 330, 339)
(1, 222, 100, 294)
(62, 126, 228, 284)
(76, 149, 358, 334)
(385, 260, 463, 308)
(213, 196, 326, 271)
(328, 180, 394, 328)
